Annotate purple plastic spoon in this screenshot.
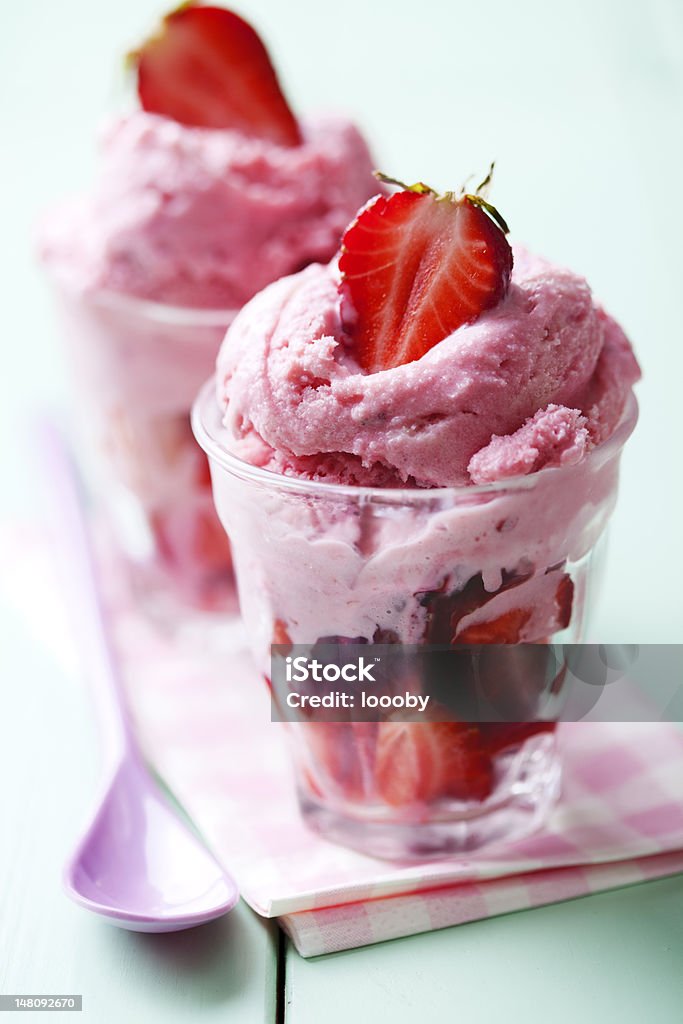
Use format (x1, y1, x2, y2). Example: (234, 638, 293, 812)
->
(41, 422, 238, 932)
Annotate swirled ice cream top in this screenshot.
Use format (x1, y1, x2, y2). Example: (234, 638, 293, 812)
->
(39, 111, 377, 309)
(216, 246, 640, 487)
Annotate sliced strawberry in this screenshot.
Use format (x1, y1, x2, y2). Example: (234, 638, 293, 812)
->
(131, 4, 301, 145)
(456, 607, 531, 645)
(375, 716, 493, 806)
(339, 179, 512, 372)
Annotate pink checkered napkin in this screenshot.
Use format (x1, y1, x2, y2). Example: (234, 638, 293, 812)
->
(5, 524, 683, 957)
(279, 851, 683, 955)
(109, 605, 683, 955)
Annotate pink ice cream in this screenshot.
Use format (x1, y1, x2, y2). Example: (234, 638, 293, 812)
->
(39, 110, 377, 309)
(216, 245, 640, 486)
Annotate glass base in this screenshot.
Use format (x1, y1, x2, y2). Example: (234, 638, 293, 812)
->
(298, 734, 562, 861)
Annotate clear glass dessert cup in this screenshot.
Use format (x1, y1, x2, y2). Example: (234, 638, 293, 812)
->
(47, 283, 237, 612)
(193, 379, 638, 859)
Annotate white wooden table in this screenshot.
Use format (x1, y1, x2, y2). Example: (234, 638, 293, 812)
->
(2, 0, 683, 1018)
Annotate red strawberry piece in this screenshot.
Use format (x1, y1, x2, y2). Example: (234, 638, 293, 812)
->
(554, 573, 574, 630)
(272, 618, 292, 649)
(193, 451, 213, 490)
(481, 721, 556, 755)
(131, 4, 301, 146)
(456, 607, 532, 645)
(339, 178, 513, 372)
(191, 506, 232, 567)
(375, 715, 493, 806)
(150, 503, 231, 574)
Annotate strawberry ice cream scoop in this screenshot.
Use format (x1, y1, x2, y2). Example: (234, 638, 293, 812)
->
(39, 111, 377, 309)
(217, 246, 640, 486)
(467, 405, 589, 484)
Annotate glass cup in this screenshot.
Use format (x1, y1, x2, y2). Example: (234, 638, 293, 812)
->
(48, 285, 237, 611)
(193, 379, 638, 858)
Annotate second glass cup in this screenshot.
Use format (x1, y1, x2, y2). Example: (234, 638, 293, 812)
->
(50, 286, 236, 610)
(194, 380, 638, 859)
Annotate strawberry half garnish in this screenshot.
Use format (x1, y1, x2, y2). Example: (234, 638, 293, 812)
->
(339, 170, 513, 372)
(130, 3, 301, 146)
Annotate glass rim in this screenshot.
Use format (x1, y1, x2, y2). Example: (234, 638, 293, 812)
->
(47, 274, 239, 328)
(192, 376, 639, 501)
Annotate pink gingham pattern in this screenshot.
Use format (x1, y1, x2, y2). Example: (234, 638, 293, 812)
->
(5, 524, 683, 957)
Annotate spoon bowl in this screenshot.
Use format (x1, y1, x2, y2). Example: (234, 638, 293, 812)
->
(64, 758, 238, 932)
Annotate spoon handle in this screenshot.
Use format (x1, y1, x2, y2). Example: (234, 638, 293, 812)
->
(36, 419, 135, 771)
